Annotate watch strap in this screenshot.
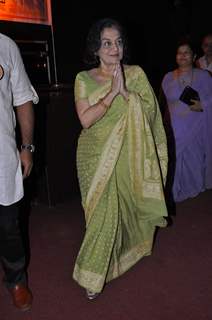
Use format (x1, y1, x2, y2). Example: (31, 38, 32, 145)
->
(21, 144, 35, 153)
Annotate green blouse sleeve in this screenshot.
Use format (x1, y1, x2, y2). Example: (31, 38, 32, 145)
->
(74, 72, 88, 102)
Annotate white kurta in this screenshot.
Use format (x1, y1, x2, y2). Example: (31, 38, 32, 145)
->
(0, 33, 39, 205)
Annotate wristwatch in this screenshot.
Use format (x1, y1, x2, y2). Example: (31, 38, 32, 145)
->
(21, 144, 35, 153)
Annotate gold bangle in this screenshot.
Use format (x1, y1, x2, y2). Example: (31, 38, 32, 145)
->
(99, 98, 109, 110)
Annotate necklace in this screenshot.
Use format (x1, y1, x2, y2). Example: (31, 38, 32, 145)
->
(177, 68, 194, 89)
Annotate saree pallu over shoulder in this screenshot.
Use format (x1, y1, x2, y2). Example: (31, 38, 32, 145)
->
(127, 91, 168, 214)
(73, 65, 168, 293)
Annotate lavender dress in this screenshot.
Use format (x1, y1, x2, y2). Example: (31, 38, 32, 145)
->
(161, 68, 212, 202)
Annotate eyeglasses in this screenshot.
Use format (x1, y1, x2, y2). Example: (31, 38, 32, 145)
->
(101, 39, 123, 50)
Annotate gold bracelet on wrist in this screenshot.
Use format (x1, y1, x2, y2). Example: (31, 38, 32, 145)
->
(99, 98, 109, 110)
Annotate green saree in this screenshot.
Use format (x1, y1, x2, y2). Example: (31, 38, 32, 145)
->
(73, 65, 168, 293)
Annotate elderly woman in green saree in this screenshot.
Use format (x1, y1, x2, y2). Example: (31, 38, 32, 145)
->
(73, 18, 168, 299)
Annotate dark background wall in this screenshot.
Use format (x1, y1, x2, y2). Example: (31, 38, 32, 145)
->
(1, 1, 211, 91)
(51, 0, 212, 92)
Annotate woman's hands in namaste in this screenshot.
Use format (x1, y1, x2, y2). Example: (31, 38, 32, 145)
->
(111, 63, 129, 101)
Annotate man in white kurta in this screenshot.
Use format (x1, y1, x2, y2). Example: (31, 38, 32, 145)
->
(0, 32, 38, 311)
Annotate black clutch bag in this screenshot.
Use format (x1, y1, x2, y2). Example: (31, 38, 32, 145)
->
(179, 85, 200, 105)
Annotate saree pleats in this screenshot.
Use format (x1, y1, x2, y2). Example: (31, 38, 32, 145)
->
(73, 66, 168, 292)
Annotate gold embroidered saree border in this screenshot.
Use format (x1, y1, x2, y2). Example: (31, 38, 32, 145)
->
(73, 240, 153, 293)
(128, 92, 168, 203)
(85, 114, 127, 226)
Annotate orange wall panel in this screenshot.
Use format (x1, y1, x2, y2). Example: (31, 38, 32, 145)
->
(0, 0, 51, 25)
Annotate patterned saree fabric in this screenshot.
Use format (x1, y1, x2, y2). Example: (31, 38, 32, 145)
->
(73, 65, 168, 293)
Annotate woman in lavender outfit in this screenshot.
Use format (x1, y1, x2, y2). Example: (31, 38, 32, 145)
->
(160, 39, 212, 203)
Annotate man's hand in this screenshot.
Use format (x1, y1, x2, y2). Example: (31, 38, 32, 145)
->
(20, 150, 33, 178)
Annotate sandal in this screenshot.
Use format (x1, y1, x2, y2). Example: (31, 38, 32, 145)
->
(86, 290, 99, 300)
